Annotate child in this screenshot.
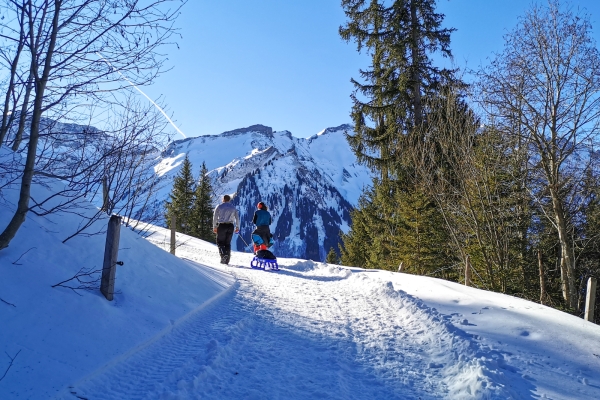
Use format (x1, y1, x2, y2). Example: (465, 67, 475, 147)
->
(252, 201, 273, 253)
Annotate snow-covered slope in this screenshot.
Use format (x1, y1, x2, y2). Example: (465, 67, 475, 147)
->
(0, 154, 234, 399)
(152, 124, 372, 261)
(2, 164, 600, 399)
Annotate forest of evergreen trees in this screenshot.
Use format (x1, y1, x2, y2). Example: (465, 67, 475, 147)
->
(338, 0, 600, 320)
(165, 156, 216, 242)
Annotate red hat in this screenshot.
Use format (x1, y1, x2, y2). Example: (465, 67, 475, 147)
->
(257, 202, 265, 209)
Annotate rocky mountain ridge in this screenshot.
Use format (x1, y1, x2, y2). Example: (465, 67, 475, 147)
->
(153, 124, 373, 261)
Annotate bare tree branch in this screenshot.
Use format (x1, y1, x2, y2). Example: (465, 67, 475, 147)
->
(11, 246, 36, 265)
(0, 350, 21, 382)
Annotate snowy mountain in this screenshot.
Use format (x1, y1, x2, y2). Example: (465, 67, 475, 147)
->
(3, 118, 372, 261)
(152, 124, 373, 261)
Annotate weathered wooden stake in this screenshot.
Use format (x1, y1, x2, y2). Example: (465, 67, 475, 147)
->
(465, 255, 471, 287)
(538, 249, 547, 305)
(101, 215, 122, 301)
(584, 277, 597, 323)
(102, 175, 109, 213)
(398, 261, 404, 272)
(170, 213, 176, 255)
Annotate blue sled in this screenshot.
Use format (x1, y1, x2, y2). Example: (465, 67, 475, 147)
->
(251, 257, 279, 271)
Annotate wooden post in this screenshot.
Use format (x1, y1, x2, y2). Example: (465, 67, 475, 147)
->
(465, 255, 471, 287)
(584, 277, 597, 323)
(101, 215, 122, 301)
(102, 175, 109, 213)
(170, 213, 176, 255)
(538, 249, 547, 305)
(398, 261, 404, 272)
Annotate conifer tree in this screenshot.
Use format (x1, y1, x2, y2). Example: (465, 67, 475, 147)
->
(191, 162, 215, 242)
(340, 191, 377, 268)
(339, 0, 458, 277)
(341, 179, 450, 274)
(326, 247, 339, 264)
(339, 0, 455, 177)
(165, 155, 195, 235)
(388, 186, 449, 275)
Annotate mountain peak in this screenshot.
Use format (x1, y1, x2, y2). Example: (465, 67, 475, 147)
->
(322, 124, 352, 135)
(308, 124, 353, 143)
(221, 124, 273, 137)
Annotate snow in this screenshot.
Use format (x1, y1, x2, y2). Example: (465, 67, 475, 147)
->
(2, 160, 600, 399)
(0, 174, 233, 398)
(153, 124, 372, 210)
(306, 125, 372, 205)
(141, 124, 373, 259)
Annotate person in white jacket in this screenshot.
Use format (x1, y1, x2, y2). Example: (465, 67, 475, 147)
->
(212, 194, 240, 264)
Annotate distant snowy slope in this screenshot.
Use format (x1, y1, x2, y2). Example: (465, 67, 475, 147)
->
(149, 124, 373, 261)
(4, 119, 371, 261)
(306, 124, 371, 205)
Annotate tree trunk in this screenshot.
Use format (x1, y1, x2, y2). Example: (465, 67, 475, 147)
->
(465, 255, 471, 286)
(584, 277, 597, 323)
(550, 187, 577, 309)
(538, 249, 547, 305)
(410, 0, 422, 126)
(11, 73, 34, 151)
(0, 4, 26, 146)
(0, 1, 60, 251)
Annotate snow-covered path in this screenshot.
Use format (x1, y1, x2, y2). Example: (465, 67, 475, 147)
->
(66, 238, 530, 399)
(70, 268, 403, 399)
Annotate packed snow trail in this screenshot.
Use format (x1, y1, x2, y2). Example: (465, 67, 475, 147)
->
(68, 267, 403, 399)
(66, 241, 528, 399)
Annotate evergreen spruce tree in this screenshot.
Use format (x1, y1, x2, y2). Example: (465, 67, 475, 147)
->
(190, 162, 215, 242)
(340, 190, 378, 268)
(387, 185, 449, 276)
(342, 179, 449, 274)
(165, 155, 195, 235)
(338, 0, 458, 277)
(339, 0, 456, 177)
(326, 247, 339, 264)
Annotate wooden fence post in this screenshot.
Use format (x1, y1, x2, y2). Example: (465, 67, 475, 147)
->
(465, 255, 471, 287)
(538, 249, 547, 305)
(170, 213, 176, 255)
(584, 277, 597, 323)
(102, 175, 109, 213)
(101, 215, 122, 301)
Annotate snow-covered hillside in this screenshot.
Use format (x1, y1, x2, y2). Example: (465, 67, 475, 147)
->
(152, 124, 373, 261)
(2, 164, 600, 399)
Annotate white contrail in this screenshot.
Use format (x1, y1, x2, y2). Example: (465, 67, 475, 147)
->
(96, 52, 187, 139)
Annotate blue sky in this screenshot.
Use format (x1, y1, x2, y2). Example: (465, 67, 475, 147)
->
(143, 0, 600, 139)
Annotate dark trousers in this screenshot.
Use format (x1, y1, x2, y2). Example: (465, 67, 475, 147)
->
(216, 223, 234, 262)
(252, 225, 272, 247)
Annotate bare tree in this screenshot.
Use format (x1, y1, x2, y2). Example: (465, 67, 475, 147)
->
(0, 0, 185, 251)
(0, 0, 28, 146)
(412, 85, 533, 293)
(476, 0, 600, 309)
(88, 96, 170, 233)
